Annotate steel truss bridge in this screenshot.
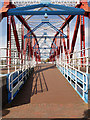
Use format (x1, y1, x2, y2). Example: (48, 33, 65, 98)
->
(0, 0, 90, 118)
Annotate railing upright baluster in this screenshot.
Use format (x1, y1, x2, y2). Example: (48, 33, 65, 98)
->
(83, 74, 85, 100)
(75, 69, 77, 91)
(15, 52, 17, 71)
(20, 52, 22, 70)
(8, 49, 10, 74)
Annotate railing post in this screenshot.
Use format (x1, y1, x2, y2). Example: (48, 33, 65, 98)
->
(8, 49, 10, 74)
(69, 54, 71, 84)
(73, 52, 74, 68)
(83, 74, 85, 100)
(15, 52, 17, 71)
(11, 75, 13, 100)
(18, 71, 20, 91)
(64, 55, 65, 76)
(78, 57, 80, 71)
(75, 69, 77, 91)
(23, 55, 25, 70)
(66, 55, 68, 79)
(20, 52, 22, 70)
(86, 56, 88, 74)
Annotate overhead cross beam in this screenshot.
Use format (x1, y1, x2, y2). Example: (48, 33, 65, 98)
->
(24, 21, 67, 38)
(7, 10, 85, 16)
(9, 4, 85, 13)
(7, 3, 85, 16)
(28, 36, 64, 39)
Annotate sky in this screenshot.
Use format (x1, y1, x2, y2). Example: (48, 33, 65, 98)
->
(0, 0, 90, 59)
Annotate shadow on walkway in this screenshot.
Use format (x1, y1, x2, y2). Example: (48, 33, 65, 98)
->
(3, 64, 49, 110)
(31, 66, 48, 96)
(83, 109, 90, 119)
(2, 64, 88, 118)
(35, 64, 55, 73)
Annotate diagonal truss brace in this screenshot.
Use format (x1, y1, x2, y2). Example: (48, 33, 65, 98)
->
(33, 34, 57, 49)
(24, 21, 67, 39)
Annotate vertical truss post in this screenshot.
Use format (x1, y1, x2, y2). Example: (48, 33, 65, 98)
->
(24, 30, 29, 60)
(28, 38, 30, 61)
(38, 46, 41, 62)
(7, 16, 11, 65)
(57, 37, 60, 59)
(21, 24, 24, 63)
(62, 30, 68, 62)
(61, 37, 63, 61)
(80, 15, 83, 67)
(52, 46, 53, 62)
(59, 34, 62, 60)
(29, 35, 33, 60)
(30, 37, 33, 60)
(67, 23, 70, 51)
(28, 37, 31, 61)
(83, 16, 85, 66)
(55, 37, 57, 60)
(32, 37, 34, 60)
(70, 15, 80, 58)
(34, 38, 37, 62)
(36, 45, 40, 62)
(53, 46, 55, 61)
(80, 15, 85, 67)
(29, 36, 32, 60)
(7, 17, 9, 65)
(28, 34, 32, 61)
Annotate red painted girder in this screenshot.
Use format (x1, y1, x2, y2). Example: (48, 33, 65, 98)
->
(79, 1, 90, 18)
(0, 0, 10, 21)
(0, 1, 15, 22)
(67, 23, 69, 51)
(62, 33, 68, 56)
(24, 30, 29, 56)
(30, 42, 33, 58)
(80, 15, 83, 66)
(70, 15, 80, 58)
(33, 38, 39, 59)
(7, 16, 11, 65)
(80, 15, 85, 66)
(82, 16, 86, 64)
(80, 1, 90, 12)
(11, 16, 20, 53)
(24, 38, 28, 55)
(21, 24, 24, 63)
(21, 25, 24, 53)
(28, 39, 31, 59)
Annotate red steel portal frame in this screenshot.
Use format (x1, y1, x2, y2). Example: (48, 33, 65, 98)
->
(0, 0, 90, 64)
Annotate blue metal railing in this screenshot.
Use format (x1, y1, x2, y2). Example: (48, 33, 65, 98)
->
(56, 48, 90, 103)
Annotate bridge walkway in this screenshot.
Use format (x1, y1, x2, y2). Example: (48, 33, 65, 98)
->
(3, 64, 88, 118)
